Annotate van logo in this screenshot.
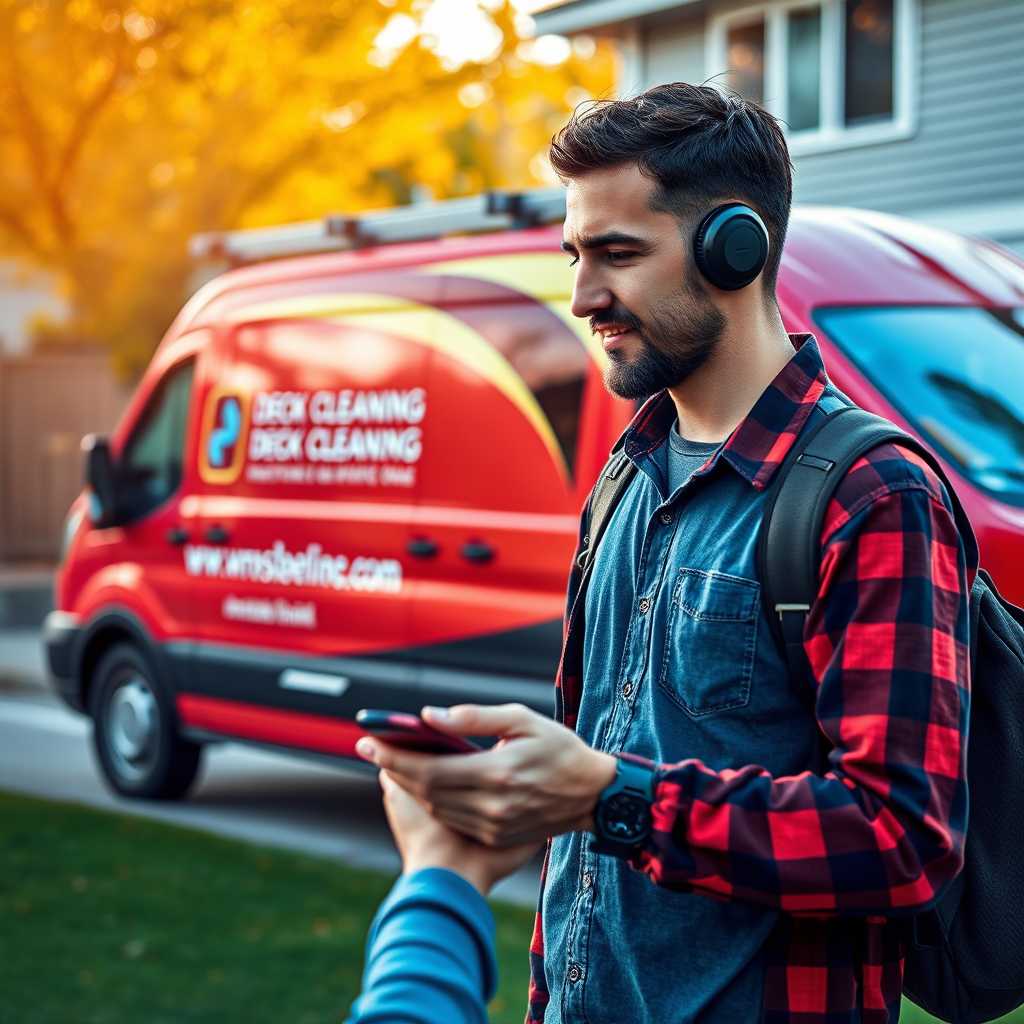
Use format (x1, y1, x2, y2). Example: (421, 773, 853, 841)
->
(209, 397, 242, 467)
(199, 389, 249, 484)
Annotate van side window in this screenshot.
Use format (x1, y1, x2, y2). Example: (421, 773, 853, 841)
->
(442, 299, 589, 486)
(532, 370, 585, 481)
(119, 359, 195, 520)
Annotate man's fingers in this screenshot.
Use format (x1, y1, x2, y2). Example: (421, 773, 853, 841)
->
(437, 806, 539, 848)
(360, 734, 516, 790)
(356, 738, 438, 778)
(421, 702, 536, 738)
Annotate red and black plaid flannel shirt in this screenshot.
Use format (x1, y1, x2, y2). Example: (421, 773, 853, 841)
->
(527, 335, 975, 1023)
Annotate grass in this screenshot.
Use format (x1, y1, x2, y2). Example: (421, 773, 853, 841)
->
(2, 790, 1022, 1024)
(0, 791, 533, 1024)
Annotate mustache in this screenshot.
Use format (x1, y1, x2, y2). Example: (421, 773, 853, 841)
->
(590, 307, 644, 335)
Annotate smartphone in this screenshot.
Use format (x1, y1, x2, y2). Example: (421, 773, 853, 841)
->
(355, 709, 482, 755)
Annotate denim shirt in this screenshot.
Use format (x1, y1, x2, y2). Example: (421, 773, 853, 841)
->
(541, 385, 850, 1024)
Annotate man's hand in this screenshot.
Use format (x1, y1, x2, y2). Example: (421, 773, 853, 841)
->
(379, 771, 538, 894)
(356, 704, 617, 847)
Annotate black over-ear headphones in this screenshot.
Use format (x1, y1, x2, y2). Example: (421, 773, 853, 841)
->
(692, 203, 770, 291)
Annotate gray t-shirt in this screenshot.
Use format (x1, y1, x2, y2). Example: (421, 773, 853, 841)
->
(666, 419, 720, 495)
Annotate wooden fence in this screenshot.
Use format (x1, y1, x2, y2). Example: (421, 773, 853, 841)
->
(0, 350, 132, 562)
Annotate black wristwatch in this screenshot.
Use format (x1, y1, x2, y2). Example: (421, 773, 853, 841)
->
(590, 756, 656, 858)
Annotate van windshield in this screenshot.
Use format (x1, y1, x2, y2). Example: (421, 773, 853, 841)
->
(813, 306, 1024, 507)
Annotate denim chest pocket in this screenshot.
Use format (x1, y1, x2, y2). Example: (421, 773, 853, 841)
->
(659, 568, 760, 717)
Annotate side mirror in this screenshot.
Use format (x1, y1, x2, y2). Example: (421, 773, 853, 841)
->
(82, 434, 119, 527)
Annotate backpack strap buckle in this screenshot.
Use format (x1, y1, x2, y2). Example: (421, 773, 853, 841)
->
(775, 602, 810, 620)
(774, 606, 806, 647)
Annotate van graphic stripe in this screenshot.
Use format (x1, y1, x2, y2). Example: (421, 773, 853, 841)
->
(420, 254, 606, 369)
(224, 292, 570, 482)
(178, 694, 367, 758)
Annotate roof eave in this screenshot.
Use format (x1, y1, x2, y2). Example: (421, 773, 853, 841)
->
(532, 0, 702, 35)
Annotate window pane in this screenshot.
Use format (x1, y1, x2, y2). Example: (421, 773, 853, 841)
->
(787, 8, 821, 131)
(844, 0, 894, 125)
(120, 359, 195, 518)
(814, 307, 1024, 506)
(727, 19, 765, 105)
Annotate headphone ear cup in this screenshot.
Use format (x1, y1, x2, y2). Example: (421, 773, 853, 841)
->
(693, 219, 713, 282)
(693, 204, 769, 290)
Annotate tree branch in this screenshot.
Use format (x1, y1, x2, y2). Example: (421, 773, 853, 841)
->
(0, 202, 48, 261)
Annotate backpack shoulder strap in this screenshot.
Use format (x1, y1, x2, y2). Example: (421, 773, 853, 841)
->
(757, 404, 965, 686)
(577, 438, 637, 573)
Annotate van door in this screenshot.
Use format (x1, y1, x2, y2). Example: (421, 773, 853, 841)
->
(181, 310, 428, 752)
(99, 329, 214, 691)
(409, 279, 597, 712)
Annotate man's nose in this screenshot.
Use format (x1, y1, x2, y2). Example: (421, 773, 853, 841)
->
(570, 267, 612, 320)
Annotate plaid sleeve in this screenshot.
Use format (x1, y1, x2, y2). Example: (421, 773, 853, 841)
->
(625, 446, 973, 916)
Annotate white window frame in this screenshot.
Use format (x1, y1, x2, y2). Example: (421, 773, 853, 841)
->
(706, 0, 918, 157)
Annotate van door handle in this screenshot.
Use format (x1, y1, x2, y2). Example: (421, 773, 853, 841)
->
(461, 541, 494, 564)
(166, 526, 190, 546)
(204, 524, 230, 544)
(407, 537, 439, 558)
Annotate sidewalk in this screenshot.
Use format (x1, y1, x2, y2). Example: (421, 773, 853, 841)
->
(0, 630, 47, 690)
(0, 563, 54, 630)
(0, 563, 54, 690)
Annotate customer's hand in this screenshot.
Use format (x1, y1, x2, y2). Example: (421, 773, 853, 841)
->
(359, 704, 617, 848)
(379, 770, 539, 895)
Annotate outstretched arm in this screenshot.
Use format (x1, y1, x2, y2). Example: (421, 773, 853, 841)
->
(345, 867, 495, 1024)
(345, 773, 537, 1023)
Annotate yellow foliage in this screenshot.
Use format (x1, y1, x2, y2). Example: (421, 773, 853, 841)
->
(0, 0, 614, 379)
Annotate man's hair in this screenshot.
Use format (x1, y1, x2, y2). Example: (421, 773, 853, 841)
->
(549, 82, 794, 293)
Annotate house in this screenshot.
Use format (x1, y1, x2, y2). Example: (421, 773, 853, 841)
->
(532, 0, 1024, 255)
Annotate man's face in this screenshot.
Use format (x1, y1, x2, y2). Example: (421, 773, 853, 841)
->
(562, 164, 726, 400)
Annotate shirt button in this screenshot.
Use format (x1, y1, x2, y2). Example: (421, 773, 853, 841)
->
(567, 963, 583, 983)
(638, 597, 651, 614)
(582, 871, 593, 890)
(621, 680, 634, 699)
(659, 511, 673, 525)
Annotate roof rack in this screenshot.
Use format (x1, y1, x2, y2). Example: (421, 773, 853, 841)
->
(189, 187, 567, 267)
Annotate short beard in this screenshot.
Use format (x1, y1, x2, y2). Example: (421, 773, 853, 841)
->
(603, 286, 726, 401)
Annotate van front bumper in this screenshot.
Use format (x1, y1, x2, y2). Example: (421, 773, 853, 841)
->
(43, 611, 85, 713)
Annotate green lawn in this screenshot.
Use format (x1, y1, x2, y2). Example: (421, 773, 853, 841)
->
(1, 790, 1021, 1023)
(0, 791, 533, 1024)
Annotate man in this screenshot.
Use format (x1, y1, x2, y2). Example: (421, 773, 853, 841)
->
(356, 82, 974, 1024)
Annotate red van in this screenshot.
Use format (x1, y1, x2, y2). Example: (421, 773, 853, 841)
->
(43, 189, 1024, 799)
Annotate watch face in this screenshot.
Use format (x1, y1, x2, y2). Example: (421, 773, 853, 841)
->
(598, 792, 651, 844)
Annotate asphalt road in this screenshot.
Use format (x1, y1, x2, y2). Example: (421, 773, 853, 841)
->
(0, 628, 542, 908)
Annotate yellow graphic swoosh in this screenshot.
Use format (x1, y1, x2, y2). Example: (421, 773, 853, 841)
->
(225, 293, 569, 482)
(420, 254, 606, 369)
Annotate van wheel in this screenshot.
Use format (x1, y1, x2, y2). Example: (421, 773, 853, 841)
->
(90, 642, 202, 800)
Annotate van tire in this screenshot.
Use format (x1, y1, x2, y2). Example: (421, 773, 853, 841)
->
(90, 642, 202, 800)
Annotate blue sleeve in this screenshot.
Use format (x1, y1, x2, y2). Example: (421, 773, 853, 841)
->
(345, 867, 498, 1024)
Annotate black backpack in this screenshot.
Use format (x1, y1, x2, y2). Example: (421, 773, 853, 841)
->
(582, 405, 1024, 1024)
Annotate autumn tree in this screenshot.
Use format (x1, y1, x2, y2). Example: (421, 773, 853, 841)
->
(0, 0, 613, 378)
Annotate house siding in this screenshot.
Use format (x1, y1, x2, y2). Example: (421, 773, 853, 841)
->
(610, 0, 1024, 251)
(643, 12, 708, 87)
(790, 0, 1024, 227)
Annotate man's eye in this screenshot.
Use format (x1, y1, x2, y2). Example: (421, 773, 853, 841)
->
(607, 251, 636, 262)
